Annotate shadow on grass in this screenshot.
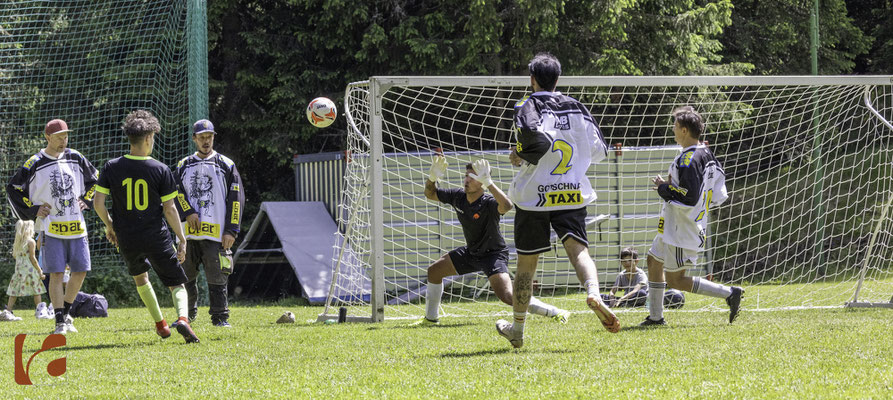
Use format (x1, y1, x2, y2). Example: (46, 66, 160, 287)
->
(366, 322, 477, 331)
(441, 348, 575, 358)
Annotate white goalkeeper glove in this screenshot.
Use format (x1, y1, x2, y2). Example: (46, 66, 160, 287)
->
(428, 155, 447, 183)
(469, 159, 494, 188)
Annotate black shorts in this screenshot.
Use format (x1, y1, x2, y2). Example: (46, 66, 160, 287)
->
(448, 246, 509, 277)
(119, 238, 187, 287)
(514, 207, 588, 255)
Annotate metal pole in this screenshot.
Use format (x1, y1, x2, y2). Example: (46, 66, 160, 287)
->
(810, 0, 819, 75)
(186, 0, 208, 154)
(369, 78, 385, 322)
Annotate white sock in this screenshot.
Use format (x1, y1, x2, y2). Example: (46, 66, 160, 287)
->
(648, 281, 666, 321)
(512, 311, 526, 336)
(425, 282, 443, 321)
(692, 277, 732, 299)
(528, 296, 559, 317)
(583, 279, 600, 298)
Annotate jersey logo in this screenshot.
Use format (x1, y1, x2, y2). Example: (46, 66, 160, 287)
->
(189, 171, 215, 217)
(553, 115, 571, 130)
(536, 190, 583, 207)
(515, 141, 523, 152)
(472, 213, 480, 220)
(23, 155, 40, 170)
(669, 185, 688, 196)
(657, 217, 665, 234)
(48, 221, 84, 236)
(83, 185, 96, 202)
(187, 221, 220, 238)
(679, 151, 694, 167)
(177, 193, 192, 212)
(230, 201, 240, 224)
(514, 95, 530, 108)
(230, 183, 240, 192)
(49, 170, 78, 216)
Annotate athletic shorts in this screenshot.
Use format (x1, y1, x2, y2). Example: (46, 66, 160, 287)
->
(43, 236, 91, 273)
(514, 207, 588, 255)
(648, 235, 698, 272)
(119, 238, 187, 287)
(448, 246, 509, 277)
(182, 239, 231, 286)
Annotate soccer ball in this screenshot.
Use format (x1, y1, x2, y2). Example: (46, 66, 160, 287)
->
(307, 97, 337, 128)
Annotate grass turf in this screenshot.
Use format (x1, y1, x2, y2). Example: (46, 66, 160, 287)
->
(1, 301, 891, 399)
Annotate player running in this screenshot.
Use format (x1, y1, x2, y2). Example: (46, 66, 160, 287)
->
(93, 109, 199, 343)
(640, 106, 744, 327)
(410, 156, 570, 326)
(496, 53, 619, 349)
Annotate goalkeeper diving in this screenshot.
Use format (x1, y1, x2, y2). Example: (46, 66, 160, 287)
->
(410, 155, 570, 326)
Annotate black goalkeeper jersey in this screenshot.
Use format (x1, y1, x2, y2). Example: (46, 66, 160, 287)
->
(95, 155, 179, 248)
(436, 188, 507, 257)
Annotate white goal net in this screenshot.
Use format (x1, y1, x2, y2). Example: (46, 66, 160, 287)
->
(322, 76, 893, 322)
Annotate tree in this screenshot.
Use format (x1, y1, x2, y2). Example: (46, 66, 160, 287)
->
(720, 0, 872, 74)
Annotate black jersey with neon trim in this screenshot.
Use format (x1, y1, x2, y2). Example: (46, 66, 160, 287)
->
(95, 155, 179, 247)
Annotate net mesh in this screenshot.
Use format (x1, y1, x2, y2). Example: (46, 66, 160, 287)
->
(327, 77, 893, 320)
(0, 1, 193, 269)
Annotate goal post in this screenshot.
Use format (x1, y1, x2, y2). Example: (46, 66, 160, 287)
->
(322, 76, 893, 322)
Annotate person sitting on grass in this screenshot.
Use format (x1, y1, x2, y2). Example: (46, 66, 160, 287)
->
(600, 247, 648, 308)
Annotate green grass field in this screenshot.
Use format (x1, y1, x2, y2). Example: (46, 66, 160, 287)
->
(2, 300, 891, 399)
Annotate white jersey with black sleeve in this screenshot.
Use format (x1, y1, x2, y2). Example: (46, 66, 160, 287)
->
(174, 151, 244, 242)
(655, 143, 729, 251)
(508, 91, 608, 211)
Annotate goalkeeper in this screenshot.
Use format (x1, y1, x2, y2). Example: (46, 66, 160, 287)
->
(410, 155, 570, 326)
(640, 106, 743, 327)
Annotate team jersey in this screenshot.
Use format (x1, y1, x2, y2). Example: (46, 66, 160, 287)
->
(6, 149, 98, 239)
(436, 188, 507, 257)
(509, 91, 608, 211)
(655, 143, 729, 251)
(174, 151, 244, 242)
(95, 155, 180, 247)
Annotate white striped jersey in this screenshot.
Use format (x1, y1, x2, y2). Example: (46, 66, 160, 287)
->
(175, 151, 244, 242)
(6, 149, 98, 239)
(655, 143, 729, 251)
(508, 91, 608, 211)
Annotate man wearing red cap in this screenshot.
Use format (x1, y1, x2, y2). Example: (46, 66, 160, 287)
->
(7, 119, 98, 335)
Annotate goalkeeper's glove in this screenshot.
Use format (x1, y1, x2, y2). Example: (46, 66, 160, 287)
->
(428, 155, 447, 182)
(469, 159, 494, 188)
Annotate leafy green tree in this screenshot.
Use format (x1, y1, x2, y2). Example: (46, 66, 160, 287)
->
(720, 0, 872, 74)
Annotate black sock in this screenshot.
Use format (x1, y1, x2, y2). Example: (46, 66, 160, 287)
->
(55, 309, 64, 323)
(64, 301, 72, 317)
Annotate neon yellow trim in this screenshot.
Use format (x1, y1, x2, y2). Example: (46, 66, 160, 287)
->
(124, 154, 152, 160)
(95, 185, 110, 195)
(161, 191, 178, 202)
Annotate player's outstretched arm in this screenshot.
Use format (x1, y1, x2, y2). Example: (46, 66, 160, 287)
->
(424, 155, 447, 201)
(470, 159, 512, 214)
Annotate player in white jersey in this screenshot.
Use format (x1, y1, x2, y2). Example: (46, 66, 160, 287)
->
(6, 119, 98, 334)
(495, 53, 619, 349)
(175, 119, 244, 327)
(641, 106, 744, 327)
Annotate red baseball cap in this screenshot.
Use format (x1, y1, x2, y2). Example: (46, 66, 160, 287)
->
(45, 119, 71, 135)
